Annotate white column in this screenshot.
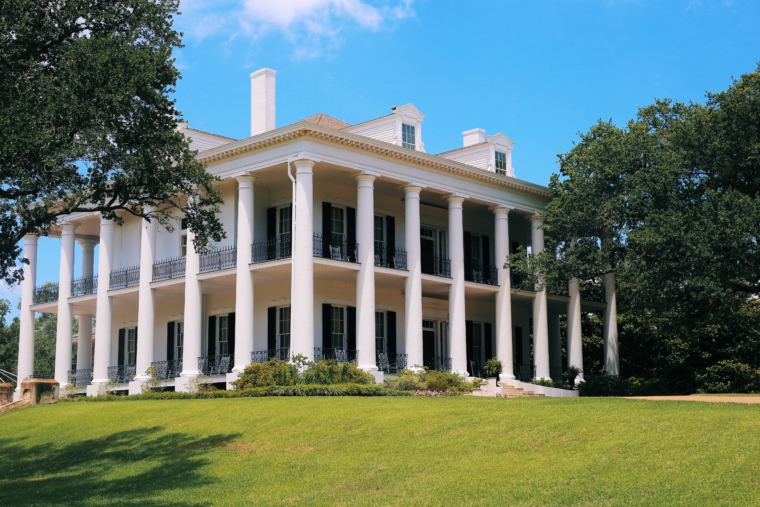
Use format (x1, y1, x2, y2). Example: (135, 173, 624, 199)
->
(76, 239, 96, 371)
(493, 207, 514, 380)
(403, 185, 423, 369)
(291, 159, 315, 360)
(234, 174, 255, 373)
(447, 195, 467, 376)
(355, 173, 377, 371)
(531, 215, 550, 380)
(567, 277, 584, 382)
(603, 270, 619, 375)
(548, 312, 562, 381)
(16, 235, 38, 390)
(90, 217, 114, 394)
(180, 221, 203, 383)
(134, 213, 157, 383)
(55, 222, 78, 385)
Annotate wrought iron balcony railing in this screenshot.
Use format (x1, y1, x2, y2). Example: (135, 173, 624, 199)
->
(468, 265, 499, 286)
(251, 348, 291, 363)
(199, 245, 237, 273)
(421, 256, 451, 278)
(152, 256, 186, 282)
(376, 352, 408, 373)
(110, 266, 140, 290)
(252, 236, 292, 263)
(423, 356, 452, 372)
(67, 368, 93, 386)
(150, 359, 183, 380)
(33, 283, 59, 304)
(108, 364, 136, 384)
(313, 347, 358, 363)
(198, 354, 233, 376)
(550, 366, 564, 382)
(313, 234, 359, 263)
(513, 363, 536, 382)
(71, 276, 98, 297)
(30, 371, 54, 379)
(510, 272, 535, 292)
(374, 244, 408, 270)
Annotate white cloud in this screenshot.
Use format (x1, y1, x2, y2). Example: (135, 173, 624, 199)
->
(177, 0, 414, 57)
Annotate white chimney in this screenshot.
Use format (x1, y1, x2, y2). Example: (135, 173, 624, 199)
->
(250, 68, 276, 136)
(462, 128, 486, 147)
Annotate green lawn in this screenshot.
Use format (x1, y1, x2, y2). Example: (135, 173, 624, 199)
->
(1, 397, 758, 506)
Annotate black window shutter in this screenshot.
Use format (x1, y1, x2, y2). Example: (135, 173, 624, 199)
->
(465, 320, 474, 374)
(347, 306, 356, 350)
(386, 311, 397, 357)
(322, 202, 332, 257)
(118, 328, 125, 366)
(386, 216, 396, 268)
(228, 313, 236, 358)
(463, 232, 473, 281)
(515, 326, 523, 364)
(267, 307, 277, 350)
(347, 207, 356, 262)
(133, 326, 138, 361)
(484, 323, 493, 361)
(207, 316, 216, 357)
(511, 241, 520, 255)
(322, 304, 332, 348)
(267, 207, 276, 239)
(167, 322, 175, 361)
(482, 235, 491, 283)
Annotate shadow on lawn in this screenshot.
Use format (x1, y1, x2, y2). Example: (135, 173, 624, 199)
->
(0, 426, 241, 506)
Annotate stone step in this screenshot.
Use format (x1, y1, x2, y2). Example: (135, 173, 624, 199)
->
(0, 399, 30, 415)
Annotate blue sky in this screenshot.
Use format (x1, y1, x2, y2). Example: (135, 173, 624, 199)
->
(4, 0, 759, 318)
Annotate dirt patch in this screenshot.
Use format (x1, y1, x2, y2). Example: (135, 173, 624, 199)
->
(624, 396, 760, 404)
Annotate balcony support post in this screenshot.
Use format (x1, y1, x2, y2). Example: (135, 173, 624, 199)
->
(291, 159, 315, 360)
(403, 185, 424, 370)
(15, 234, 38, 399)
(233, 174, 255, 377)
(447, 195, 468, 377)
(355, 173, 378, 373)
(133, 210, 157, 392)
(178, 201, 204, 391)
(531, 215, 551, 380)
(603, 269, 620, 375)
(567, 277, 584, 383)
(89, 217, 115, 395)
(492, 206, 515, 381)
(55, 221, 79, 386)
(76, 239, 97, 371)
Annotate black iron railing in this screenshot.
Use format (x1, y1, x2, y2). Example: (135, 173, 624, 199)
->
(377, 352, 408, 373)
(313, 234, 358, 263)
(513, 363, 536, 382)
(510, 272, 534, 291)
(422, 257, 451, 278)
(30, 371, 54, 379)
(374, 245, 408, 270)
(152, 256, 186, 281)
(251, 348, 291, 363)
(423, 356, 452, 372)
(110, 266, 140, 290)
(108, 364, 136, 384)
(67, 368, 93, 386)
(199, 245, 237, 273)
(198, 354, 233, 376)
(550, 366, 564, 382)
(71, 276, 98, 297)
(150, 359, 183, 379)
(468, 265, 499, 286)
(33, 283, 59, 304)
(313, 347, 358, 363)
(252, 236, 292, 263)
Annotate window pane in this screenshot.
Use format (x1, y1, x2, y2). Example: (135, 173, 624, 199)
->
(402, 123, 416, 149)
(332, 307, 345, 349)
(218, 316, 228, 355)
(176, 321, 184, 358)
(495, 151, 507, 175)
(375, 311, 385, 354)
(127, 328, 136, 365)
(278, 306, 291, 349)
(279, 206, 292, 236)
(180, 235, 187, 257)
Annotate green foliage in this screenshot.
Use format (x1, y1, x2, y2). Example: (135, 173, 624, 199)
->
(531, 378, 571, 389)
(696, 360, 760, 394)
(0, 299, 20, 384)
(301, 360, 375, 385)
(232, 359, 299, 390)
(577, 375, 668, 397)
(564, 366, 582, 388)
(384, 368, 475, 393)
(483, 358, 503, 378)
(0, 0, 225, 285)
(232, 359, 374, 390)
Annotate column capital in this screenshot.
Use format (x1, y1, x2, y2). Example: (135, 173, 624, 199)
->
(530, 213, 545, 225)
(355, 173, 376, 185)
(236, 174, 256, 186)
(489, 205, 512, 217)
(446, 195, 465, 206)
(60, 221, 80, 232)
(293, 158, 316, 172)
(77, 237, 98, 249)
(402, 184, 423, 196)
(23, 234, 39, 245)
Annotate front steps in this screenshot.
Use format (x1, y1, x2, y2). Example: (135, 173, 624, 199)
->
(470, 378, 544, 398)
(500, 384, 545, 398)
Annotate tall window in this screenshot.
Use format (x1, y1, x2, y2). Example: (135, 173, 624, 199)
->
(278, 306, 291, 349)
(331, 306, 345, 349)
(278, 205, 292, 241)
(495, 151, 507, 176)
(374, 215, 385, 255)
(180, 218, 188, 257)
(126, 327, 137, 365)
(438, 321, 449, 359)
(402, 123, 416, 150)
(331, 205, 345, 246)
(375, 311, 386, 354)
(473, 323, 483, 364)
(217, 315, 229, 355)
(471, 235, 482, 268)
(175, 321, 184, 360)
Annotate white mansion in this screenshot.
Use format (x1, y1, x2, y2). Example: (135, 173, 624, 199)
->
(15, 68, 618, 397)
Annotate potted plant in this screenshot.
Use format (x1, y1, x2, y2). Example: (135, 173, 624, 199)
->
(484, 358, 503, 383)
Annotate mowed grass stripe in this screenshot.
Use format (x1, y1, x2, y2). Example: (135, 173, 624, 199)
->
(1, 397, 758, 506)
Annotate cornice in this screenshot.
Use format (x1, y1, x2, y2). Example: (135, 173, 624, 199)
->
(197, 122, 552, 201)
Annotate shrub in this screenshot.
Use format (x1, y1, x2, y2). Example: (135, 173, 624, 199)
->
(483, 358, 503, 378)
(576, 374, 669, 396)
(697, 360, 760, 393)
(564, 366, 582, 388)
(232, 359, 298, 390)
(531, 378, 571, 389)
(385, 370, 427, 391)
(384, 369, 475, 393)
(301, 360, 375, 385)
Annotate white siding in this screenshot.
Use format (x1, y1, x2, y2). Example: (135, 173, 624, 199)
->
(343, 117, 396, 145)
(184, 130, 234, 152)
(440, 146, 490, 171)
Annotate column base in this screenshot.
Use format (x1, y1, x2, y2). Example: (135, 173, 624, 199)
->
(367, 370, 384, 384)
(226, 372, 241, 391)
(86, 382, 108, 397)
(499, 373, 516, 382)
(128, 380, 147, 396)
(175, 374, 199, 393)
(12, 388, 20, 402)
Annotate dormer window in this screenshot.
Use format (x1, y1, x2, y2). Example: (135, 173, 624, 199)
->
(402, 123, 416, 150)
(495, 151, 507, 176)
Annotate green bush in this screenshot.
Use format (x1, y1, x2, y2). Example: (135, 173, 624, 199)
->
(301, 360, 375, 385)
(697, 360, 760, 393)
(483, 358, 503, 378)
(232, 359, 298, 390)
(232, 359, 373, 390)
(577, 374, 668, 396)
(384, 369, 475, 393)
(531, 378, 571, 389)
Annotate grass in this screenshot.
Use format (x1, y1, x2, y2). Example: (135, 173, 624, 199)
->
(1, 397, 759, 506)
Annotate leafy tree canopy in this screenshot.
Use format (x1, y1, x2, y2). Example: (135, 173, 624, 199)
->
(0, 0, 225, 285)
(511, 66, 760, 393)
